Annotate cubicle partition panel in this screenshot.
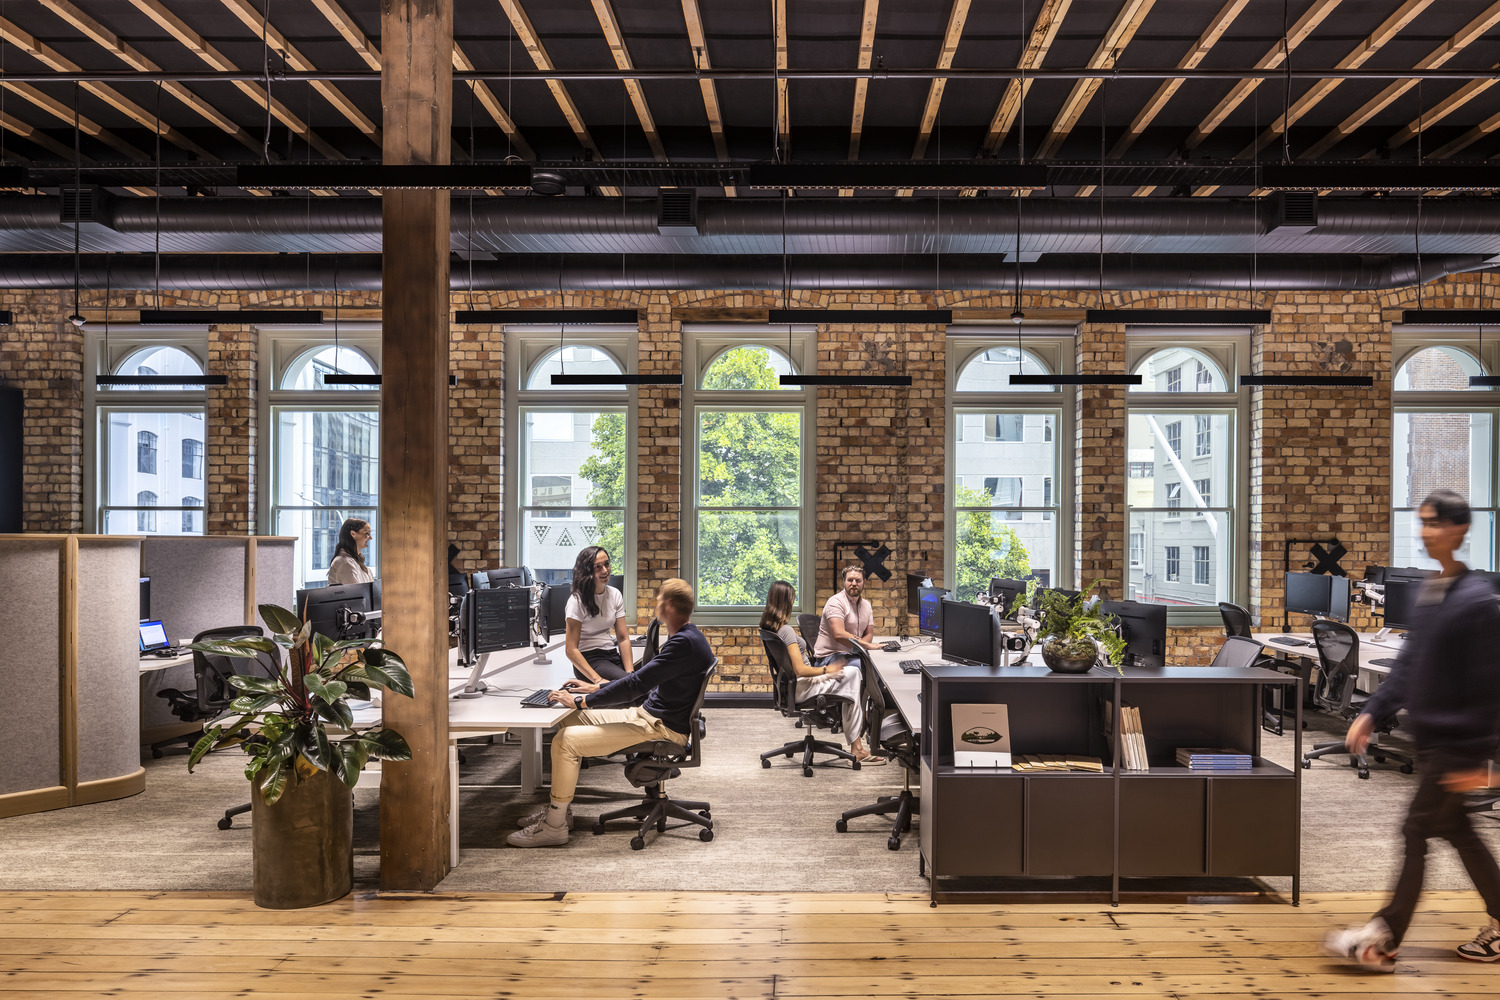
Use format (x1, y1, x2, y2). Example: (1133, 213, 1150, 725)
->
(143, 537, 248, 644)
(252, 537, 296, 622)
(0, 535, 145, 819)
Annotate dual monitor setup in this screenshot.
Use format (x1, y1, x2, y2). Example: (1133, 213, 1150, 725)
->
(904, 572, 1167, 670)
(1285, 566, 1435, 633)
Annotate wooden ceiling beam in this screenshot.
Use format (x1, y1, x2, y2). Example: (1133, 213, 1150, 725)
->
(679, 0, 733, 195)
(1427, 107, 1500, 159)
(976, 0, 1072, 159)
(307, 0, 381, 72)
(774, 0, 789, 157)
(494, 0, 617, 194)
(1184, 0, 1342, 151)
(1034, 0, 1156, 161)
(217, 0, 380, 139)
(845, 0, 880, 172)
(450, 46, 536, 161)
(0, 110, 93, 162)
(898, 0, 970, 198)
(1384, 75, 1500, 153)
(128, 0, 343, 160)
(1233, 0, 1433, 160)
(591, 0, 667, 161)
(0, 81, 148, 161)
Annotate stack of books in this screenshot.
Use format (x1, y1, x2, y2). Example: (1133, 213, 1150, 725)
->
(1175, 747, 1254, 771)
(1012, 755, 1104, 773)
(1120, 705, 1150, 770)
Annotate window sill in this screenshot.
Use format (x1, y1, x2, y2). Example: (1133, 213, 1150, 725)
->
(694, 611, 773, 629)
(1165, 609, 1228, 629)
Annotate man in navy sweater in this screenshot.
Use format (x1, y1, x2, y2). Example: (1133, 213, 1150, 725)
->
(1324, 490, 1500, 970)
(508, 578, 713, 848)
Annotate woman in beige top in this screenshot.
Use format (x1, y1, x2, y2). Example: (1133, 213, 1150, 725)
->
(326, 518, 375, 586)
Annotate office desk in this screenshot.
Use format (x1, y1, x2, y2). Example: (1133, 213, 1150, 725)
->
(139, 651, 194, 673)
(1253, 630, 1405, 681)
(866, 637, 1014, 734)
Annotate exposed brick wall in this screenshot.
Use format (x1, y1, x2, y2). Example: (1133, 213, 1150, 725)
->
(448, 316, 502, 575)
(1075, 320, 1127, 593)
(0, 291, 82, 531)
(205, 324, 257, 534)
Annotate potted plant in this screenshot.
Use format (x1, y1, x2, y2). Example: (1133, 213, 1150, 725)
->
(1033, 581, 1128, 674)
(186, 603, 413, 909)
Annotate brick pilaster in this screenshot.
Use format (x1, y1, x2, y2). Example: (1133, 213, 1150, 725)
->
(205, 324, 257, 534)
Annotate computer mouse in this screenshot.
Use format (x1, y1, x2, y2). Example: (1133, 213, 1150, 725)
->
(882, 641, 901, 653)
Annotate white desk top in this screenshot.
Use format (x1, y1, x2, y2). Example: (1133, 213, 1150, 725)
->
(139, 651, 194, 673)
(1252, 630, 1406, 676)
(867, 636, 1000, 736)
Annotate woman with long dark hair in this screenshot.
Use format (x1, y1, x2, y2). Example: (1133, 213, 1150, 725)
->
(761, 580, 884, 764)
(564, 545, 632, 683)
(327, 518, 374, 585)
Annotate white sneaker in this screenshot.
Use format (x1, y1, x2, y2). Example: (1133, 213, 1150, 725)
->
(516, 804, 573, 830)
(1458, 917, 1500, 961)
(1322, 917, 1397, 972)
(506, 815, 571, 848)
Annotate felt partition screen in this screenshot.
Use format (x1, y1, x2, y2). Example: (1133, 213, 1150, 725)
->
(253, 537, 297, 624)
(142, 537, 248, 643)
(0, 539, 62, 795)
(75, 539, 142, 784)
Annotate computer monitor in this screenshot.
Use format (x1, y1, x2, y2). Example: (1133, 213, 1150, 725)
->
(1099, 600, 1167, 669)
(1381, 579, 1421, 631)
(370, 578, 381, 612)
(1035, 587, 1079, 611)
(906, 572, 930, 618)
(988, 578, 1026, 618)
(609, 574, 625, 595)
(1387, 566, 1435, 584)
(918, 586, 949, 636)
(1326, 575, 1351, 623)
(471, 566, 531, 590)
(540, 582, 572, 642)
(1364, 565, 1388, 585)
(1285, 571, 1332, 618)
(139, 576, 150, 622)
(463, 585, 531, 658)
(941, 599, 995, 666)
(296, 582, 376, 642)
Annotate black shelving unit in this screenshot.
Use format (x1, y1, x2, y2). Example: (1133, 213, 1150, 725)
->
(917, 663, 1302, 905)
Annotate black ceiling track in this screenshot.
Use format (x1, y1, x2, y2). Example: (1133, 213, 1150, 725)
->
(454, 309, 639, 325)
(138, 309, 323, 325)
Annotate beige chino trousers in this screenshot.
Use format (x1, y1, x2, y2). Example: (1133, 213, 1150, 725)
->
(548, 706, 688, 803)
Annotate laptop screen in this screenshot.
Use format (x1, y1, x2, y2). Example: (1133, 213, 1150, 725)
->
(138, 620, 169, 651)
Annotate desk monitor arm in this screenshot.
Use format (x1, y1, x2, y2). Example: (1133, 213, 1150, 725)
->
(528, 582, 553, 665)
(454, 652, 492, 699)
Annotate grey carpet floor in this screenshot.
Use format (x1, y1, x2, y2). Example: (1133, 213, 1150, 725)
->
(2, 708, 1498, 895)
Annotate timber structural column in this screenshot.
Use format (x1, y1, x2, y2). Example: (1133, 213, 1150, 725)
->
(379, 0, 453, 890)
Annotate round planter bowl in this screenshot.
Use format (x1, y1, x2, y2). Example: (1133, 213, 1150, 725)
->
(1041, 643, 1098, 674)
(251, 766, 354, 909)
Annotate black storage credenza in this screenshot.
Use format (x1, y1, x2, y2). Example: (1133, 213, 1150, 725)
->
(917, 664, 1302, 905)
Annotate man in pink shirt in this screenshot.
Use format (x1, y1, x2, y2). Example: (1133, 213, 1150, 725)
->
(813, 565, 882, 668)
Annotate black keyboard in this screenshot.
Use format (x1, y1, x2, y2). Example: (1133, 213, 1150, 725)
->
(520, 688, 555, 708)
(899, 659, 926, 674)
(1271, 636, 1309, 646)
(1369, 657, 1397, 667)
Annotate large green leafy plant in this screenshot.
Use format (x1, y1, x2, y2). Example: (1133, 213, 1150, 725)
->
(186, 603, 413, 805)
(1035, 580, 1128, 672)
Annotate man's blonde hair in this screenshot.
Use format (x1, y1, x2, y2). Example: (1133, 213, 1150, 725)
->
(658, 578, 696, 617)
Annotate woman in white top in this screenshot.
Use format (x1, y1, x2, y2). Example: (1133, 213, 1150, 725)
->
(760, 580, 885, 764)
(326, 518, 375, 586)
(565, 545, 632, 684)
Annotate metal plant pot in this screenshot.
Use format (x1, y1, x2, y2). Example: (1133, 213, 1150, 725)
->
(250, 767, 354, 909)
(1041, 640, 1098, 674)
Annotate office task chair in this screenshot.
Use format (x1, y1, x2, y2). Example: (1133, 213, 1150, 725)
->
(758, 629, 860, 775)
(591, 661, 716, 850)
(836, 646, 919, 851)
(1301, 620, 1415, 780)
(151, 625, 280, 760)
(1218, 601, 1305, 735)
(797, 613, 822, 654)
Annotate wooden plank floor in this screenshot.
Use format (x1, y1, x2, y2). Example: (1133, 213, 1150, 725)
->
(2, 890, 1500, 997)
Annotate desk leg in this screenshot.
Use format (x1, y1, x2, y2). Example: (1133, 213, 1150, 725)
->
(521, 729, 544, 797)
(450, 743, 460, 868)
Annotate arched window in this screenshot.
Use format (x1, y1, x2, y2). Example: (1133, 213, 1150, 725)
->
(699, 345, 796, 389)
(111, 346, 203, 391)
(1125, 346, 1239, 609)
(1395, 345, 1485, 391)
(526, 346, 625, 389)
(1130, 347, 1229, 393)
(281, 345, 377, 390)
(136, 490, 158, 532)
(954, 346, 1053, 393)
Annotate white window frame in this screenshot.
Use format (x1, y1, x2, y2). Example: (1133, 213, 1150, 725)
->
(946, 330, 1076, 595)
(1126, 331, 1249, 625)
(1391, 330, 1500, 570)
(683, 328, 814, 624)
(85, 329, 209, 534)
(506, 327, 638, 614)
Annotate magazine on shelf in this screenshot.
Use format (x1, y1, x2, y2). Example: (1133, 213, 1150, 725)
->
(951, 703, 1011, 767)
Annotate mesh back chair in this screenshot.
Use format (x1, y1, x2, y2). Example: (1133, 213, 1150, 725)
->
(155, 624, 281, 829)
(797, 613, 822, 654)
(1218, 601, 1305, 735)
(1301, 620, 1415, 779)
(836, 645, 920, 850)
(591, 661, 717, 850)
(759, 629, 860, 775)
(1211, 635, 1270, 670)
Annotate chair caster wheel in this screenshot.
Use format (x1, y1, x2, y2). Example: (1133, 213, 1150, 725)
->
(852, 760, 861, 771)
(1359, 769, 1370, 779)
(1301, 759, 1311, 768)
(888, 836, 901, 851)
(802, 766, 814, 777)
(1401, 765, 1414, 774)
(784, 751, 794, 758)
(593, 823, 606, 835)
(152, 749, 163, 759)
(761, 759, 771, 768)
(630, 837, 645, 851)
(217, 818, 232, 830)
(1373, 755, 1385, 763)
(835, 819, 848, 833)
(1350, 758, 1360, 767)
(699, 829, 714, 842)
(698, 810, 711, 820)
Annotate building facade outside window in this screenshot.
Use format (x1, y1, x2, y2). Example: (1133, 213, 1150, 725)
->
(949, 338, 1072, 601)
(1127, 340, 1242, 613)
(95, 344, 207, 536)
(1392, 340, 1498, 570)
(181, 438, 203, 480)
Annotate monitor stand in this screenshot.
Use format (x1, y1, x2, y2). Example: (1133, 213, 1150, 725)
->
(453, 652, 493, 699)
(1375, 627, 1392, 641)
